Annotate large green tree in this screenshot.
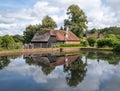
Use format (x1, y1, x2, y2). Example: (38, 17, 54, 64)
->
(64, 4, 88, 37)
(42, 15, 57, 29)
(1, 35, 15, 49)
(23, 24, 41, 43)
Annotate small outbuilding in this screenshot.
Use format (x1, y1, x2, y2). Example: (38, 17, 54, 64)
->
(31, 30, 80, 48)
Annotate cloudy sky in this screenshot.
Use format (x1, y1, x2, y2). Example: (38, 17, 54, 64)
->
(0, 0, 120, 35)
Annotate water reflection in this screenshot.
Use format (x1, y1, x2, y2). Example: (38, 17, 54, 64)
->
(0, 56, 10, 70)
(24, 54, 87, 87)
(64, 55, 87, 87)
(82, 51, 120, 65)
(0, 55, 21, 70)
(0, 51, 120, 91)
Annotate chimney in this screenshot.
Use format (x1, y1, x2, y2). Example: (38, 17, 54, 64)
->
(65, 26, 69, 38)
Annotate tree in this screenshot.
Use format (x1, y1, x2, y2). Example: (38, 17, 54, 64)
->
(60, 26, 64, 30)
(42, 15, 57, 29)
(12, 34, 24, 43)
(64, 4, 88, 37)
(1, 35, 15, 49)
(89, 28, 97, 34)
(0, 37, 2, 47)
(23, 24, 41, 43)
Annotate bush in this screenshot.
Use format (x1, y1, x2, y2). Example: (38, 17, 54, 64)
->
(14, 42, 23, 49)
(87, 37, 97, 47)
(97, 38, 115, 48)
(80, 38, 89, 47)
(113, 42, 120, 52)
(104, 34, 117, 39)
(1, 35, 15, 49)
(55, 44, 81, 47)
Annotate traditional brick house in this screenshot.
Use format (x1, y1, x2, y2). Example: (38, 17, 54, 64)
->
(31, 30, 80, 48)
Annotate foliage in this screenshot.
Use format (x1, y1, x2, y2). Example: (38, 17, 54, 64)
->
(41, 67, 55, 75)
(87, 37, 97, 47)
(85, 51, 120, 65)
(64, 55, 87, 87)
(113, 42, 120, 52)
(100, 26, 120, 35)
(0, 38, 2, 47)
(64, 4, 88, 37)
(80, 38, 89, 47)
(88, 28, 97, 34)
(60, 26, 64, 30)
(14, 42, 23, 49)
(0, 56, 10, 70)
(56, 44, 81, 47)
(23, 24, 41, 43)
(97, 38, 115, 48)
(42, 15, 57, 29)
(1, 35, 15, 49)
(12, 34, 24, 43)
(104, 34, 117, 39)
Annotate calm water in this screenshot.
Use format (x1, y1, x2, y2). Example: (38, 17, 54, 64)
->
(0, 51, 120, 91)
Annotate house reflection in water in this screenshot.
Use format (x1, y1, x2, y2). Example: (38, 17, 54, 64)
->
(24, 54, 80, 76)
(24, 54, 79, 68)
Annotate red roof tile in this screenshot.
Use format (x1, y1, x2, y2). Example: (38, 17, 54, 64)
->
(51, 30, 79, 41)
(31, 30, 79, 42)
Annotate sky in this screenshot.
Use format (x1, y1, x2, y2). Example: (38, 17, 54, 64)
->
(0, 0, 120, 35)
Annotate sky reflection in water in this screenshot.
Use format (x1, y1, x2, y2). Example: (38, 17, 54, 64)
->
(0, 51, 120, 91)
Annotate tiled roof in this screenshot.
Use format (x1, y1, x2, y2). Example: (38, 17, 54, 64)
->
(31, 30, 79, 42)
(52, 30, 79, 41)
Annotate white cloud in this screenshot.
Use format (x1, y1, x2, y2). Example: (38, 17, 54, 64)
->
(0, 0, 119, 35)
(34, 1, 60, 15)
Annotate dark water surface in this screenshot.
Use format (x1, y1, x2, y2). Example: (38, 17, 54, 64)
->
(0, 51, 120, 91)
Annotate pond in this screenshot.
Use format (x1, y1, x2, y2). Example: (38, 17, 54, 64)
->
(0, 51, 120, 91)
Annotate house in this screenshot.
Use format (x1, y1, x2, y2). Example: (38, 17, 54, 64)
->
(31, 30, 80, 48)
(85, 33, 103, 39)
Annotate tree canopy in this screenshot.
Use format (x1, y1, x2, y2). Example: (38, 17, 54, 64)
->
(23, 24, 41, 43)
(42, 15, 57, 29)
(1, 35, 15, 49)
(64, 4, 88, 37)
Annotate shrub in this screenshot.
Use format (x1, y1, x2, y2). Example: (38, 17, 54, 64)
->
(97, 38, 115, 48)
(87, 37, 97, 47)
(80, 38, 89, 47)
(113, 42, 120, 52)
(104, 34, 116, 39)
(14, 42, 23, 49)
(1, 35, 15, 49)
(55, 44, 81, 47)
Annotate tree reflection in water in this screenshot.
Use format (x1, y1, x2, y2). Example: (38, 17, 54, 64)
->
(0, 56, 10, 70)
(0, 55, 20, 70)
(64, 55, 87, 87)
(84, 51, 120, 65)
